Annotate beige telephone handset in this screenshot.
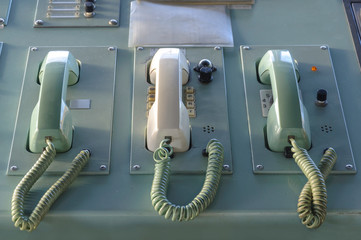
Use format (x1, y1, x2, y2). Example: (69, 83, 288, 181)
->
(147, 48, 190, 152)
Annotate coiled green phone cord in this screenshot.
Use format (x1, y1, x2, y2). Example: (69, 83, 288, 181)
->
(151, 138, 224, 221)
(11, 139, 90, 232)
(290, 138, 337, 229)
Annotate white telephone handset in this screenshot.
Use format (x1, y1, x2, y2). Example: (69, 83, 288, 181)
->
(147, 48, 190, 152)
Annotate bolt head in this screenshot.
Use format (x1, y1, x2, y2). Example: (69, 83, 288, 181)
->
(256, 165, 264, 170)
(320, 45, 328, 50)
(35, 20, 44, 26)
(108, 19, 118, 25)
(108, 47, 115, 51)
(242, 46, 251, 50)
(345, 164, 353, 170)
(10, 166, 18, 171)
(214, 46, 221, 50)
(31, 47, 38, 51)
(222, 164, 230, 171)
(132, 165, 141, 170)
(136, 47, 144, 51)
(0, 18, 4, 24)
(99, 165, 107, 170)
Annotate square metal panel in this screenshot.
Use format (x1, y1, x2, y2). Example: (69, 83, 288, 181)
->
(34, 0, 120, 28)
(0, 0, 12, 27)
(240, 45, 355, 174)
(130, 47, 232, 174)
(8, 46, 117, 175)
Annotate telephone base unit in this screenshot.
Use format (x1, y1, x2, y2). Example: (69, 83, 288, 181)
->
(240, 45, 355, 174)
(130, 47, 232, 174)
(7, 46, 116, 176)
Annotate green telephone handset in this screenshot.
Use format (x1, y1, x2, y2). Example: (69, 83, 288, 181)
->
(29, 51, 79, 153)
(12, 51, 90, 232)
(258, 50, 311, 152)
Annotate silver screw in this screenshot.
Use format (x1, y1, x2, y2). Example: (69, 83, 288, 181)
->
(222, 164, 230, 171)
(108, 47, 115, 51)
(31, 47, 38, 51)
(10, 166, 18, 171)
(345, 164, 353, 170)
(133, 165, 141, 170)
(320, 45, 328, 50)
(242, 46, 251, 50)
(137, 46, 144, 51)
(256, 164, 264, 170)
(34, 20, 44, 26)
(0, 18, 4, 24)
(99, 165, 107, 170)
(108, 19, 118, 26)
(214, 46, 221, 51)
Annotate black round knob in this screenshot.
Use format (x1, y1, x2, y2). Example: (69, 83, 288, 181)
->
(199, 67, 213, 83)
(317, 89, 327, 102)
(193, 59, 216, 83)
(84, 2, 95, 13)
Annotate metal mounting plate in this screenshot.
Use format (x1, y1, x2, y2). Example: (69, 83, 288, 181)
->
(240, 45, 356, 174)
(0, 0, 12, 27)
(7, 46, 116, 175)
(130, 47, 232, 174)
(34, 0, 120, 28)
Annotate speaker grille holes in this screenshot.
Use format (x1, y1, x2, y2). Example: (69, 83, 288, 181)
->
(321, 125, 333, 133)
(203, 125, 215, 133)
